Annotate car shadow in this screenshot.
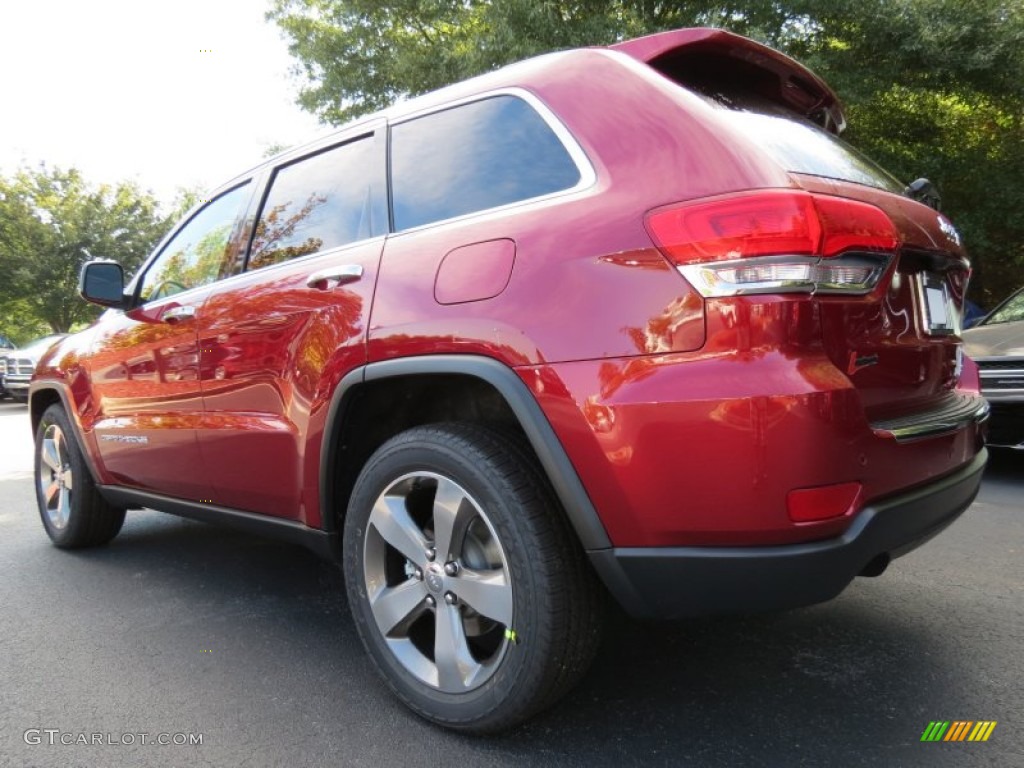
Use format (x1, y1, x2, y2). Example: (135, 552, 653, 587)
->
(984, 446, 1024, 483)
(55, 508, 997, 767)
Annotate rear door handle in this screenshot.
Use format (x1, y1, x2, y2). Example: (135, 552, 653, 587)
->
(306, 264, 363, 290)
(162, 305, 196, 323)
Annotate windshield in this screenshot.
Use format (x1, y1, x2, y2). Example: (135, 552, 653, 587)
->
(707, 94, 906, 194)
(982, 288, 1024, 325)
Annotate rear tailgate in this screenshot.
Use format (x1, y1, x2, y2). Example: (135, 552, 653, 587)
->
(792, 174, 971, 425)
(616, 29, 976, 431)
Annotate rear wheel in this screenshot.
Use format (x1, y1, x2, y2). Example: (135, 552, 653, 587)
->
(34, 404, 125, 548)
(343, 423, 603, 733)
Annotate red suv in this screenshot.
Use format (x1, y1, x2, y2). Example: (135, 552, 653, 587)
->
(30, 28, 987, 732)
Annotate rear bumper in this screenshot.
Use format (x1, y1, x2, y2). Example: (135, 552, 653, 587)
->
(590, 449, 986, 619)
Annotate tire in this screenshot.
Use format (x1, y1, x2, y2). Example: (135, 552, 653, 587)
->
(343, 423, 603, 733)
(34, 404, 125, 548)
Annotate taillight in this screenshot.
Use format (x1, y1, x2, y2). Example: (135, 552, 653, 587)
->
(646, 190, 899, 298)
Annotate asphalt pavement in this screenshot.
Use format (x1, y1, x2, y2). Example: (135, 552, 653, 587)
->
(0, 399, 1021, 767)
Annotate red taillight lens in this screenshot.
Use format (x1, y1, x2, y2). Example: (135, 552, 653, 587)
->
(647, 190, 897, 265)
(646, 190, 899, 298)
(814, 195, 899, 256)
(647, 190, 822, 264)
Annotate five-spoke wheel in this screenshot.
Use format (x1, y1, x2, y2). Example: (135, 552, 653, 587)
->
(344, 424, 602, 733)
(363, 472, 514, 692)
(38, 421, 74, 530)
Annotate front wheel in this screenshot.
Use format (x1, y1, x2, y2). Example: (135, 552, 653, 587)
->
(343, 423, 603, 733)
(34, 404, 125, 548)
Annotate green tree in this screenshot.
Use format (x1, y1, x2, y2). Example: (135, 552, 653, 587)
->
(0, 298, 50, 346)
(0, 166, 175, 333)
(268, 1, 801, 124)
(788, 0, 1024, 307)
(269, 0, 1024, 306)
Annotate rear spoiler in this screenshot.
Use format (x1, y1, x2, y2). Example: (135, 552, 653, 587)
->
(610, 28, 845, 134)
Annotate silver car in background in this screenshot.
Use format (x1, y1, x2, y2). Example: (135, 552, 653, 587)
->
(1, 334, 67, 403)
(0, 334, 14, 398)
(964, 287, 1024, 449)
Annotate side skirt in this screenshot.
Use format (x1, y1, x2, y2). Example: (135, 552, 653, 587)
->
(98, 486, 341, 562)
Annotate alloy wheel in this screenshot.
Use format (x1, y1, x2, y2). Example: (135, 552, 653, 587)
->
(362, 471, 514, 693)
(38, 423, 73, 530)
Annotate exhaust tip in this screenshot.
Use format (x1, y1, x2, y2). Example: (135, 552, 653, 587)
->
(859, 553, 890, 578)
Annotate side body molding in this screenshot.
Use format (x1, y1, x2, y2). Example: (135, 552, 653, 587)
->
(319, 355, 613, 551)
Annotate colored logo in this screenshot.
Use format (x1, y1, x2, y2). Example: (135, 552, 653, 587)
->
(921, 721, 997, 742)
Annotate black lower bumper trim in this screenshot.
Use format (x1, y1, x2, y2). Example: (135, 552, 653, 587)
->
(589, 449, 987, 619)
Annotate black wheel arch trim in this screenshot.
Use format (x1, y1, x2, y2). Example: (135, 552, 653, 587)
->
(28, 381, 106, 487)
(319, 355, 613, 550)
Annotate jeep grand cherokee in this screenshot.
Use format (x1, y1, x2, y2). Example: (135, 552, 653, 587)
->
(29, 28, 987, 732)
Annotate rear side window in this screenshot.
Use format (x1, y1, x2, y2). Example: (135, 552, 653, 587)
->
(248, 136, 378, 271)
(390, 95, 582, 231)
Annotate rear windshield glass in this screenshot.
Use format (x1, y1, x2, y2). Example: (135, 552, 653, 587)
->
(708, 95, 905, 194)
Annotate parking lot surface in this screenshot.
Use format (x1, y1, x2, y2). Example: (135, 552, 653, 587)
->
(0, 400, 1021, 767)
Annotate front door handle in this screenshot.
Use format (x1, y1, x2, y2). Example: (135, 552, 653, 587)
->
(162, 305, 196, 324)
(306, 264, 363, 290)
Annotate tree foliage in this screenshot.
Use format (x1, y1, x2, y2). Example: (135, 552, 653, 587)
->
(270, 0, 1024, 306)
(791, 0, 1024, 306)
(0, 166, 179, 333)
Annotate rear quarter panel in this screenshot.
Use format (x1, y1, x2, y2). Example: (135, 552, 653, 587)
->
(369, 50, 794, 368)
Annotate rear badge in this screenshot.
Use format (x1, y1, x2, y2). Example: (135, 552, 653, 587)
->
(938, 215, 962, 247)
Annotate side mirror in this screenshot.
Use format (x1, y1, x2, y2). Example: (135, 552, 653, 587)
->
(79, 260, 128, 308)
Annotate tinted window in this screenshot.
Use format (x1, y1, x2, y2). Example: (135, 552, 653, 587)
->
(391, 96, 582, 231)
(139, 183, 249, 303)
(248, 137, 377, 270)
